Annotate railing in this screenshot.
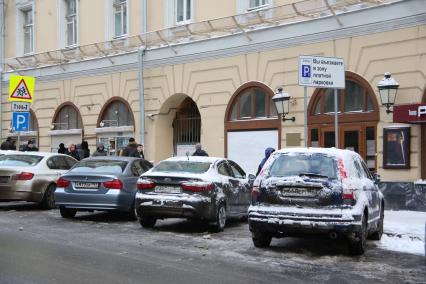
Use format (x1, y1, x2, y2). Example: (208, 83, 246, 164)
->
(3, 0, 396, 72)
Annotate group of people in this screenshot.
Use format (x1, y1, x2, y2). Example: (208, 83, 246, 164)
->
(57, 137, 145, 161)
(0, 137, 39, 151)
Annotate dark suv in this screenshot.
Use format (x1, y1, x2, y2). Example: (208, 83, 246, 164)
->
(248, 148, 384, 255)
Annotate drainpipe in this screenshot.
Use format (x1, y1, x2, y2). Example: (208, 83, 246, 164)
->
(0, 0, 4, 142)
(142, 0, 147, 33)
(138, 47, 146, 146)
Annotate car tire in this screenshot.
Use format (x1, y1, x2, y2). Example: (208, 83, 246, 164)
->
(252, 230, 272, 248)
(348, 213, 367, 255)
(59, 207, 77, 219)
(40, 184, 56, 210)
(369, 206, 384, 241)
(211, 203, 226, 233)
(139, 216, 156, 228)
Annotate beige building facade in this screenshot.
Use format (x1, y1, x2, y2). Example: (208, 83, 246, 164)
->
(0, 0, 425, 187)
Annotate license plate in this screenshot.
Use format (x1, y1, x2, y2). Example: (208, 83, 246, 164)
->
(281, 187, 317, 197)
(154, 186, 181, 194)
(0, 176, 9, 184)
(74, 182, 99, 189)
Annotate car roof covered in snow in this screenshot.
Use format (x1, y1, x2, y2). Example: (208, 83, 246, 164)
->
(162, 156, 223, 163)
(274, 147, 358, 159)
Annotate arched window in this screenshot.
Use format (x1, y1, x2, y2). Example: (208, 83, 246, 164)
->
(53, 103, 82, 130)
(225, 82, 280, 175)
(99, 98, 134, 127)
(308, 72, 379, 171)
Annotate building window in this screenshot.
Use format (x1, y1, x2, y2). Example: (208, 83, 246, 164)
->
(53, 105, 82, 130)
(176, 0, 192, 24)
(248, 0, 270, 10)
(100, 99, 134, 127)
(114, 0, 127, 37)
(23, 9, 33, 54)
(65, 0, 77, 47)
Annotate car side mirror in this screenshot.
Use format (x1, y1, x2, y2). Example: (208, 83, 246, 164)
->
(373, 173, 381, 183)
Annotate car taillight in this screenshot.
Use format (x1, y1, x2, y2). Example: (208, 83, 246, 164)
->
(251, 186, 260, 198)
(181, 182, 214, 192)
(342, 188, 356, 205)
(103, 179, 123, 190)
(12, 172, 34, 181)
(137, 179, 155, 190)
(57, 177, 70, 187)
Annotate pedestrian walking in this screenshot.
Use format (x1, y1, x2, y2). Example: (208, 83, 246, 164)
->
(68, 144, 81, 161)
(130, 144, 145, 158)
(256, 147, 275, 176)
(92, 143, 107, 156)
(192, 143, 208, 157)
(58, 143, 68, 154)
(81, 140, 90, 158)
(1, 137, 15, 150)
(23, 140, 38, 151)
(121, 137, 138, 157)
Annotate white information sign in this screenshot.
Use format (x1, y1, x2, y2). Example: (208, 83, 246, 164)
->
(11, 102, 31, 112)
(299, 55, 345, 89)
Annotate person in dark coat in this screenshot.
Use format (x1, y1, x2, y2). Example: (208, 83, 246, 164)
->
(23, 140, 39, 151)
(121, 138, 138, 157)
(1, 137, 15, 150)
(256, 147, 275, 176)
(192, 143, 208, 157)
(130, 144, 144, 158)
(81, 140, 90, 158)
(58, 143, 68, 154)
(92, 143, 107, 156)
(67, 144, 80, 161)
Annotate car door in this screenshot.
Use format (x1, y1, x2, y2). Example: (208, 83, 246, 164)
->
(353, 156, 377, 224)
(227, 160, 251, 214)
(359, 158, 380, 221)
(216, 161, 238, 215)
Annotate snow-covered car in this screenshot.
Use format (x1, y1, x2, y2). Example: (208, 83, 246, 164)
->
(0, 152, 78, 209)
(135, 156, 253, 232)
(248, 148, 384, 255)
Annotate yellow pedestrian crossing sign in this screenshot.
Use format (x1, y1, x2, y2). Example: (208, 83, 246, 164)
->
(9, 75, 35, 103)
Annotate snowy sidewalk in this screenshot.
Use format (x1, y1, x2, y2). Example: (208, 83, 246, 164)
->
(377, 210, 426, 256)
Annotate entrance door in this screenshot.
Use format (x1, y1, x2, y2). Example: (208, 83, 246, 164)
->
(343, 127, 362, 156)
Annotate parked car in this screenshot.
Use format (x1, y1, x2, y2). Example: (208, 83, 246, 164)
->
(55, 157, 153, 219)
(0, 152, 78, 209)
(135, 156, 254, 232)
(0, 150, 22, 156)
(248, 148, 384, 255)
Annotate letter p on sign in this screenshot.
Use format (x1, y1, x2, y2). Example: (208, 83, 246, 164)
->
(12, 112, 30, 132)
(302, 65, 311, 78)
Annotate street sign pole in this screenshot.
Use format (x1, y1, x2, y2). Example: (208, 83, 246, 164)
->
(17, 132, 20, 151)
(304, 86, 308, 147)
(334, 88, 338, 148)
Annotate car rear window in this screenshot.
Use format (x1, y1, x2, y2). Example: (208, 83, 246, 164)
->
(70, 160, 128, 174)
(0, 155, 43, 166)
(269, 153, 338, 179)
(152, 161, 212, 174)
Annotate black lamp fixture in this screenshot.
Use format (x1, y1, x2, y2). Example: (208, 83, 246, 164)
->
(272, 87, 295, 122)
(377, 72, 399, 114)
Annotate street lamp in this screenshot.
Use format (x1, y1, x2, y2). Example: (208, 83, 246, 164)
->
(272, 87, 295, 122)
(377, 72, 399, 114)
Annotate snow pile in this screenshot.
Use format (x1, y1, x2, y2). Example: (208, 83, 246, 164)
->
(378, 210, 425, 256)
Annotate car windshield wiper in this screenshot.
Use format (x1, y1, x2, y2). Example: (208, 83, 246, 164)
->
(298, 172, 329, 179)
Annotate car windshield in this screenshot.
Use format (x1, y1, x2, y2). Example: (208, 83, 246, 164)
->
(269, 153, 338, 179)
(0, 155, 43, 167)
(152, 161, 212, 174)
(70, 160, 128, 174)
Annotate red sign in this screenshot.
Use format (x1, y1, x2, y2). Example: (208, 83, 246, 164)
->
(393, 103, 426, 123)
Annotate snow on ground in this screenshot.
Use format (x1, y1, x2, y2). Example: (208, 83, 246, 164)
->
(378, 210, 426, 256)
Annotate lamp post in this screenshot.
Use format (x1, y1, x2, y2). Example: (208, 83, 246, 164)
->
(377, 72, 399, 114)
(272, 87, 295, 122)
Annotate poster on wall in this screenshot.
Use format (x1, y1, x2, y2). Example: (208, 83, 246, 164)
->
(383, 126, 410, 169)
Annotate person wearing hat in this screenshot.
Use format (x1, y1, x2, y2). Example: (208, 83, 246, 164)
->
(58, 143, 68, 154)
(24, 140, 38, 151)
(92, 143, 107, 156)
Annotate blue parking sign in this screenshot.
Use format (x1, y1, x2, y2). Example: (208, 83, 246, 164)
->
(12, 112, 30, 132)
(301, 65, 311, 78)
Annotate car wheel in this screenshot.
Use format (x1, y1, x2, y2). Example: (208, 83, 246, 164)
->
(211, 203, 226, 233)
(348, 213, 367, 255)
(252, 230, 272, 248)
(59, 207, 77, 219)
(40, 184, 56, 210)
(139, 216, 157, 228)
(369, 206, 384, 240)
